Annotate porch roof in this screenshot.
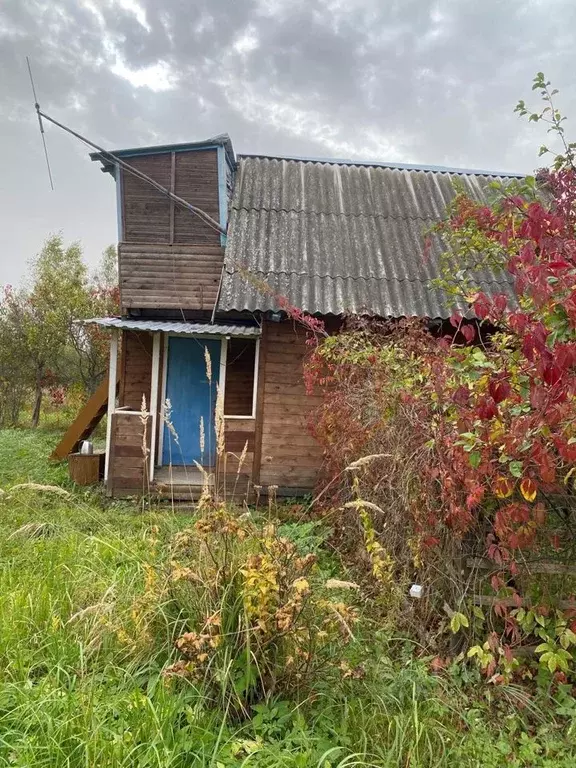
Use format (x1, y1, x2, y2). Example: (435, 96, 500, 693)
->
(84, 318, 261, 337)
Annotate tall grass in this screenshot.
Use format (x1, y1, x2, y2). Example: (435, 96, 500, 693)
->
(0, 429, 575, 766)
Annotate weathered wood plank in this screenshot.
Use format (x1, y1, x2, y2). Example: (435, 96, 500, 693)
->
(121, 243, 224, 255)
(259, 321, 323, 492)
(224, 419, 256, 432)
(224, 430, 255, 452)
(467, 557, 576, 576)
(474, 595, 576, 610)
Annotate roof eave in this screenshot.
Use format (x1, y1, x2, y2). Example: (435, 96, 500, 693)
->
(90, 134, 235, 173)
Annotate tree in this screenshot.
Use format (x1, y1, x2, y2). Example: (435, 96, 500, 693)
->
(0, 236, 119, 426)
(4, 235, 88, 425)
(93, 244, 118, 290)
(69, 245, 119, 394)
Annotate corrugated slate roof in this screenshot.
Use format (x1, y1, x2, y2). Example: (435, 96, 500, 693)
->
(218, 155, 522, 318)
(84, 318, 261, 337)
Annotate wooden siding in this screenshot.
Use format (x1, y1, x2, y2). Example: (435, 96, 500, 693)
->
(108, 322, 325, 498)
(119, 243, 224, 312)
(120, 331, 153, 410)
(121, 155, 172, 243)
(173, 150, 220, 245)
(258, 320, 324, 491)
(108, 331, 154, 496)
(120, 149, 220, 246)
(107, 412, 151, 495)
(119, 148, 223, 312)
(219, 418, 256, 497)
(224, 338, 256, 416)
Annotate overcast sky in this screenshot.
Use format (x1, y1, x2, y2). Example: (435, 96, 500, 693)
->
(1, 0, 575, 286)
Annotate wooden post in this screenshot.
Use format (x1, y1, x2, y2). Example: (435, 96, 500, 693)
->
(104, 328, 119, 483)
(149, 332, 161, 481)
(252, 321, 267, 488)
(252, 338, 260, 418)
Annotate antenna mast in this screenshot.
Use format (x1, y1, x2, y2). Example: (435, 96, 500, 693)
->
(27, 56, 54, 191)
(25, 56, 225, 235)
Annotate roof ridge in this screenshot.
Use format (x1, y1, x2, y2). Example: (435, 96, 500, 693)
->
(237, 153, 524, 178)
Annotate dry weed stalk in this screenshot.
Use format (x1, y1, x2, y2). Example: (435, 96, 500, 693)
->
(193, 460, 213, 511)
(199, 415, 205, 460)
(204, 345, 212, 384)
(140, 394, 150, 459)
(140, 394, 150, 497)
(162, 398, 179, 446)
(268, 485, 278, 514)
(214, 382, 225, 459)
(8, 522, 58, 539)
(345, 454, 392, 471)
(230, 439, 249, 499)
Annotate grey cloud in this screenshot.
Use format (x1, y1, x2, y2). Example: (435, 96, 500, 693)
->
(1, 0, 575, 286)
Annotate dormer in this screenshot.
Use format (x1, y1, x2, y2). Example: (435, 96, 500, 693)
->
(92, 135, 235, 316)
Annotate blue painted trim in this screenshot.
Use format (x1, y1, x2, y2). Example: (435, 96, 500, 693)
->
(217, 145, 228, 246)
(115, 163, 123, 242)
(237, 153, 525, 179)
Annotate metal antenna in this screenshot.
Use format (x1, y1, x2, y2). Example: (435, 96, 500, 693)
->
(34, 107, 226, 235)
(26, 56, 54, 191)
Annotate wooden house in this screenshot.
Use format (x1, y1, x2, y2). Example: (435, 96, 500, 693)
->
(58, 135, 521, 498)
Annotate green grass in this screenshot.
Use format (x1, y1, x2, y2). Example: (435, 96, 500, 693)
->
(0, 428, 69, 487)
(0, 428, 575, 766)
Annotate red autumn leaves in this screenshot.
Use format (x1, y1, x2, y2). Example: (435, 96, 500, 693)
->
(434, 169, 576, 563)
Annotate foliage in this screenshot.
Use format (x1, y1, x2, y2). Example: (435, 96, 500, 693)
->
(0, 235, 119, 427)
(298, 76, 576, 682)
(165, 507, 358, 713)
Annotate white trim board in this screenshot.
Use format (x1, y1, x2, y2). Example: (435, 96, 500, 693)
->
(149, 332, 161, 481)
(104, 328, 119, 483)
(158, 333, 169, 467)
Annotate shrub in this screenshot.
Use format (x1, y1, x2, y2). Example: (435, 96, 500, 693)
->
(164, 507, 358, 714)
(301, 77, 576, 674)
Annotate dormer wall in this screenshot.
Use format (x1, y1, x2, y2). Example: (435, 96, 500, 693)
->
(110, 142, 234, 315)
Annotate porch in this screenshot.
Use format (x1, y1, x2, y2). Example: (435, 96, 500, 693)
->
(94, 318, 261, 498)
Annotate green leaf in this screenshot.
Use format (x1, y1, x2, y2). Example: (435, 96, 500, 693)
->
(450, 612, 469, 633)
(509, 461, 523, 478)
(469, 451, 481, 469)
(535, 642, 551, 654)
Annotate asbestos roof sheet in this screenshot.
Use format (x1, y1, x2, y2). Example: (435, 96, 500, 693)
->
(84, 318, 261, 337)
(218, 155, 522, 318)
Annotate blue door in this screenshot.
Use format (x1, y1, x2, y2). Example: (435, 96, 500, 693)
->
(162, 337, 221, 466)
